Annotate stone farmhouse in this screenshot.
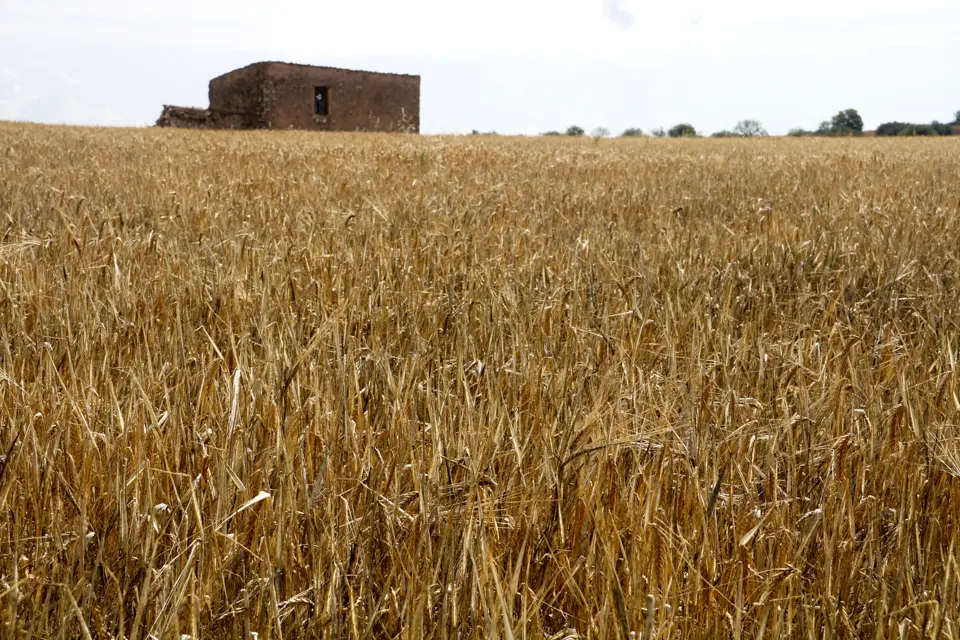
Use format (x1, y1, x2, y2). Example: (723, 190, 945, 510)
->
(157, 61, 420, 133)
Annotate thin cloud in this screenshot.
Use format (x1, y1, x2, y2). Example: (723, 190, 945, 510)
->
(2, 67, 19, 80)
(602, 0, 634, 28)
(56, 68, 81, 86)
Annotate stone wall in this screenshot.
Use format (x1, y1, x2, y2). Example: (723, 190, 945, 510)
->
(156, 106, 213, 129)
(209, 63, 264, 125)
(156, 62, 420, 133)
(155, 105, 256, 130)
(260, 63, 420, 133)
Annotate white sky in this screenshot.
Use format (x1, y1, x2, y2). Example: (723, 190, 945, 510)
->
(1, 0, 958, 135)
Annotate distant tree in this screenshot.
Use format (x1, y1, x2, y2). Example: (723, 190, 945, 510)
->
(876, 122, 909, 137)
(621, 127, 644, 137)
(471, 129, 480, 135)
(733, 119, 768, 137)
(896, 124, 944, 136)
(787, 128, 812, 137)
(953, 110, 960, 124)
(591, 127, 611, 138)
(668, 123, 697, 138)
(907, 125, 938, 136)
(542, 131, 563, 136)
(830, 109, 863, 136)
(566, 125, 585, 136)
(816, 120, 834, 135)
(711, 130, 737, 138)
(877, 121, 954, 137)
(931, 121, 954, 135)
(650, 127, 667, 138)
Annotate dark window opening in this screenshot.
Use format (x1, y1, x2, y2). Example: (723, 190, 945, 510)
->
(314, 87, 329, 116)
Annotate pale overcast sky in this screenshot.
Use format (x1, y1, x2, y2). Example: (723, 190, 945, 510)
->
(1, 0, 958, 135)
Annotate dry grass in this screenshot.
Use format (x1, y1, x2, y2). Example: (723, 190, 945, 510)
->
(1, 122, 960, 639)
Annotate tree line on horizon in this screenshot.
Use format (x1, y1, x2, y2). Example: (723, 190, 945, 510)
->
(533, 109, 960, 139)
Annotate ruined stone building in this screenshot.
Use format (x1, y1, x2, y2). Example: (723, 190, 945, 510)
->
(157, 61, 420, 133)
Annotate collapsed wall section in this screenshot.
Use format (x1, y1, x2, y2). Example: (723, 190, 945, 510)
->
(156, 106, 213, 129)
(155, 105, 257, 130)
(156, 63, 264, 130)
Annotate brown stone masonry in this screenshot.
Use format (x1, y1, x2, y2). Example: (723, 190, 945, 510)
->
(156, 61, 420, 133)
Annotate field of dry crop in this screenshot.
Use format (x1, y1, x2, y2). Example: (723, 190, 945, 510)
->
(1, 122, 960, 639)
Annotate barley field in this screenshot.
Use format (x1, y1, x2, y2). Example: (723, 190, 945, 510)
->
(1, 122, 960, 639)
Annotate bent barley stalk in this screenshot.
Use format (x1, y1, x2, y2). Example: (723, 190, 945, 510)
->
(0, 122, 959, 638)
